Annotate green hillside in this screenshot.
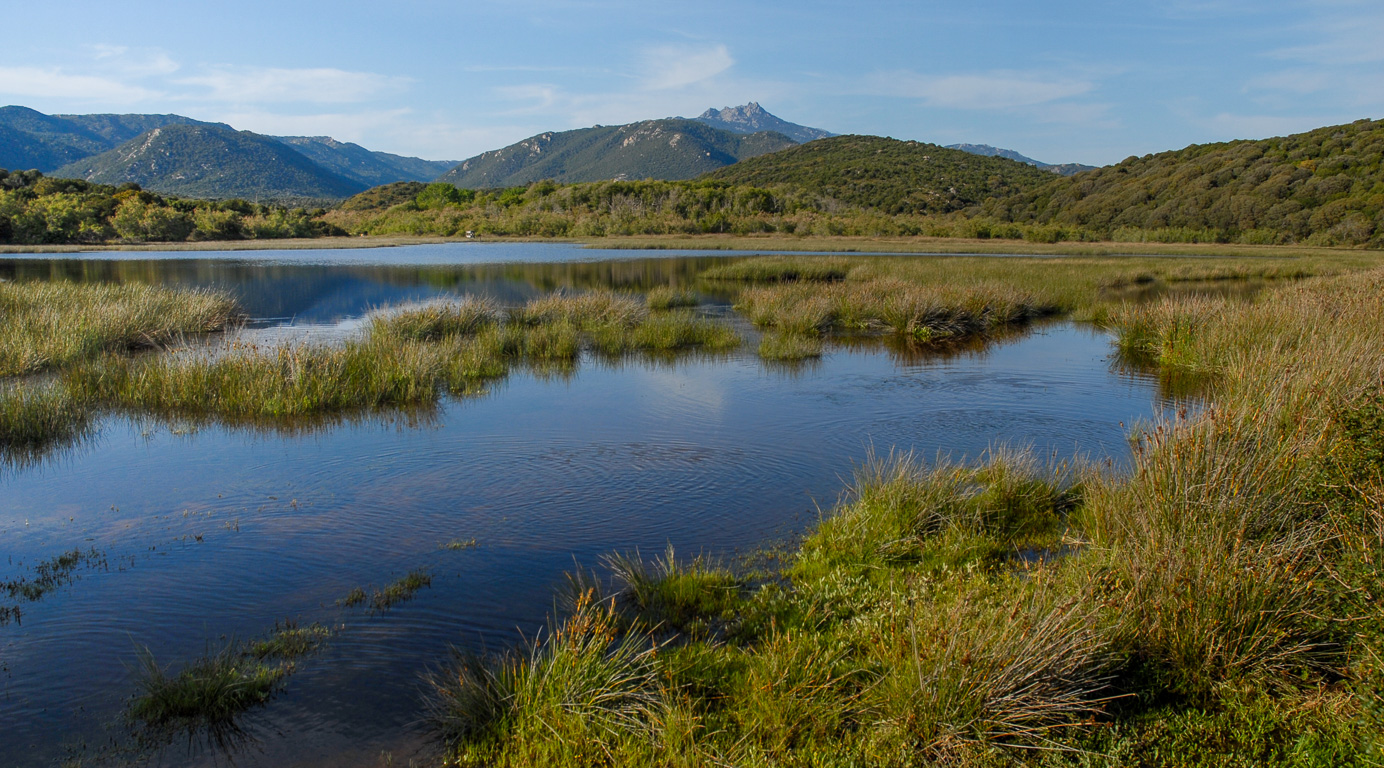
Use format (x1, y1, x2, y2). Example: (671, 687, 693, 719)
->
(274, 136, 454, 187)
(703, 135, 1057, 214)
(436, 119, 798, 189)
(0, 106, 222, 172)
(54, 125, 367, 202)
(985, 118, 1384, 246)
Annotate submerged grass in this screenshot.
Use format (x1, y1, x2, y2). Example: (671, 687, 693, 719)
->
(1, 547, 105, 626)
(424, 266, 1384, 765)
(129, 621, 331, 745)
(0, 280, 239, 376)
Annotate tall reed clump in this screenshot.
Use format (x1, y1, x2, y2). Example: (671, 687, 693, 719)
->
(0, 281, 240, 376)
(1088, 268, 1384, 717)
(0, 382, 93, 466)
(736, 279, 1058, 344)
(645, 286, 700, 311)
(425, 592, 667, 766)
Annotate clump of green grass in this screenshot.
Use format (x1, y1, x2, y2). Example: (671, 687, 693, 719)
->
(508, 291, 647, 328)
(645, 286, 700, 310)
(0, 382, 93, 467)
(63, 339, 443, 421)
(369, 297, 500, 341)
(370, 569, 432, 611)
(757, 331, 823, 361)
(425, 591, 665, 764)
(337, 586, 368, 608)
(738, 279, 1058, 342)
(701, 256, 853, 283)
(602, 546, 745, 638)
(129, 622, 331, 741)
(0, 281, 240, 376)
(588, 311, 741, 356)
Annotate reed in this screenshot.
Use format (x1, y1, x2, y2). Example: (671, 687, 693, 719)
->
(0, 280, 239, 376)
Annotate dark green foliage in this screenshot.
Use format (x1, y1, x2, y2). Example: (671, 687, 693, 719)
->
(336, 180, 429, 211)
(436, 119, 798, 189)
(988, 118, 1384, 246)
(53, 124, 366, 202)
(704, 135, 1057, 214)
(0, 167, 345, 244)
(416, 182, 476, 209)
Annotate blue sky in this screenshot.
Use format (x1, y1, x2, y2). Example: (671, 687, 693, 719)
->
(2, 0, 1380, 165)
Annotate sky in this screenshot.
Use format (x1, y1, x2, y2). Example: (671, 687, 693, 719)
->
(1, 0, 1380, 166)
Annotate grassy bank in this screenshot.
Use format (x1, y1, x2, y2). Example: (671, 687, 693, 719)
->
(424, 268, 1384, 766)
(0, 280, 239, 376)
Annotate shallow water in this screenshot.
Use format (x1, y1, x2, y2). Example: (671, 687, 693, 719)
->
(1, 244, 1170, 766)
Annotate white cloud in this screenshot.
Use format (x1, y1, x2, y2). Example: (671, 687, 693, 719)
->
(638, 44, 734, 91)
(89, 45, 180, 77)
(175, 67, 410, 104)
(0, 66, 159, 103)
(866, 70, 1093, 110)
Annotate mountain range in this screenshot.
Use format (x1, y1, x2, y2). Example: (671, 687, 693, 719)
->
(1, 102, 1094, 201)
(0, 106, 454, 201)
(436, 119, 799, 188)
(689, 102, 835, 144)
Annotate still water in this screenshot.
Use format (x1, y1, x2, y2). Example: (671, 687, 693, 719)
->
(1, 243, 1168, 766)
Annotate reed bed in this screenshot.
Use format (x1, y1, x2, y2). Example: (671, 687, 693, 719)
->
(700, 256, 855, 283)
(645, 286, 700, 310)
(0, 381, 92, 466)
(426, 268, 1384, 765)
(0, 281, 239, 376)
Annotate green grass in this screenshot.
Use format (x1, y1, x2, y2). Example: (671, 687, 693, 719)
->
(0, 281, 240, 376)
(757, 331, 824, 361)
(1, 547, 104, 626)
(424, 267, 1384, 765)
(129, 622, 331, 743)
(369, 569, 432, 611)
(646, 286, 700, 310)
(0, 382, 93, 467)
(700, 256, 854, 283)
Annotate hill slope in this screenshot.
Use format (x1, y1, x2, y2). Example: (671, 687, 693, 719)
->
(703, 135, 1056, 214)
(947, 143, 1096, 176)
(985, 118, 1384, 246)
(0, 106, 223, 172)
(692, 103, 834, 144)
(54, 124, 367, 201)
(273, 136, 454, 187)
(437, 119, 798, 188)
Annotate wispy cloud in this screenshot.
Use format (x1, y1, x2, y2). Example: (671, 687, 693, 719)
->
(638, 44, 734, 91)
(0, 66, 160, 103)
(89, 45, 180, 77)
(175, 67, 410, 104)
(865, 70, 1093, 110)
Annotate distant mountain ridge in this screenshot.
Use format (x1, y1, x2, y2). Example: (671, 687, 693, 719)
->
(946, 143, 1095, 176)
(54, 124, 368, 201)
(1, 106, 453, 200)
(690, 103, 834, 144)
(436, 118, 798, 188)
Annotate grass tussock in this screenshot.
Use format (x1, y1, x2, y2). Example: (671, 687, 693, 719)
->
(737, 279, 1059, 342)
(0, 280, 239, 376)
(426, 267, 1384, 765)
(700, 256, 854, 283)
(368, 569, 432, 611)
(0, 382, 93, 467)
(757, 331, 823, 361)
(646, 286, 700, 310)
(369, 296, 500, 341)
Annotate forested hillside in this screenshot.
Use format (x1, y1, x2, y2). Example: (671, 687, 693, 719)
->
(54, 125, 367, 202)
(704, 135, 1057, 214)
(985, 118, 1384, 246)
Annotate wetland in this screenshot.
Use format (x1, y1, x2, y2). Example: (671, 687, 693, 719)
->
(2, 242, 1381, 766)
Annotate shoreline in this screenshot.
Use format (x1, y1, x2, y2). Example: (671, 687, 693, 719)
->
(1, 233, 1377, 259)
